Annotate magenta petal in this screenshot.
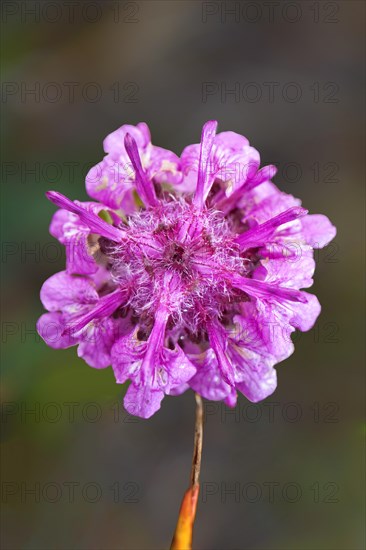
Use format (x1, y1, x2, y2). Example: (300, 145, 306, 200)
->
(287, 292, 321, 332)
(246, 164, 278, 190)
(37, 312, 75, 349)
(67, 288, 127, 335)
(210, 131, 260, 189)
(239, 301, 295, 364)
(300, 214, 337, 248)
(85, 158, 136, 213)
(49, 208, 72, 240)
(189, 349, 232, 402)
(77, 318, 121, 369)
(231, 275, 307, 303)
(227, 315, 278, 402)
(124, 133, 159, 207)
(236, 367, 277, 403)
(161, 346, 196, 388)
(49, 204, 117, 275)
(254, 254, 315, 290)
(65, 230, 97, 275)
(236, 207, 307, 249)
(112, 302, 194, 390)
(124, 383, 164, 419)
(40, 271, 98, 312)
(139, 308, 169, 385)
(50, 209, 97, 275)
(46, 191, 125, 242)
(193, 120, 218, 208)
(214, 164, 276, 214)
(213, 131, 249, 149)
(147, 146, 182, 185)
(224, 388, 238, 408)
(206, 320, 235, 386)
(244, 183, 301, 224)
(168, 383, 190, 396)
(103, 122, 150, 160)
(86, 123, 183, 210)
(111, 329, 144, 383)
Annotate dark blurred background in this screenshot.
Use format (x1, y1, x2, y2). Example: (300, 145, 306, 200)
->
(1, 1, 365, 549)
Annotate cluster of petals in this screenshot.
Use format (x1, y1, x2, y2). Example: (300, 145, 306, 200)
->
(37, 121, 336, 418)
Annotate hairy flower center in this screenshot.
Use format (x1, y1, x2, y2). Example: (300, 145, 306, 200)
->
(164, 242, 190, 271)
(98, 199, 251, 336)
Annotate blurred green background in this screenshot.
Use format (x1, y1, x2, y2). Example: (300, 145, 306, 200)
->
(1, 1, 365, 549)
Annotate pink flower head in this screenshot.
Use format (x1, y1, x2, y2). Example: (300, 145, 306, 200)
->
(37, 121, 336, 418)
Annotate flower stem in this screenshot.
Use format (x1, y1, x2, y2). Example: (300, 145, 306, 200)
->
(170, 393, 204, 550)
(190, 393, 204, 487)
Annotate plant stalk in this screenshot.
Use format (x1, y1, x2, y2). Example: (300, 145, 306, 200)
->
(170, 393, 204, 550)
